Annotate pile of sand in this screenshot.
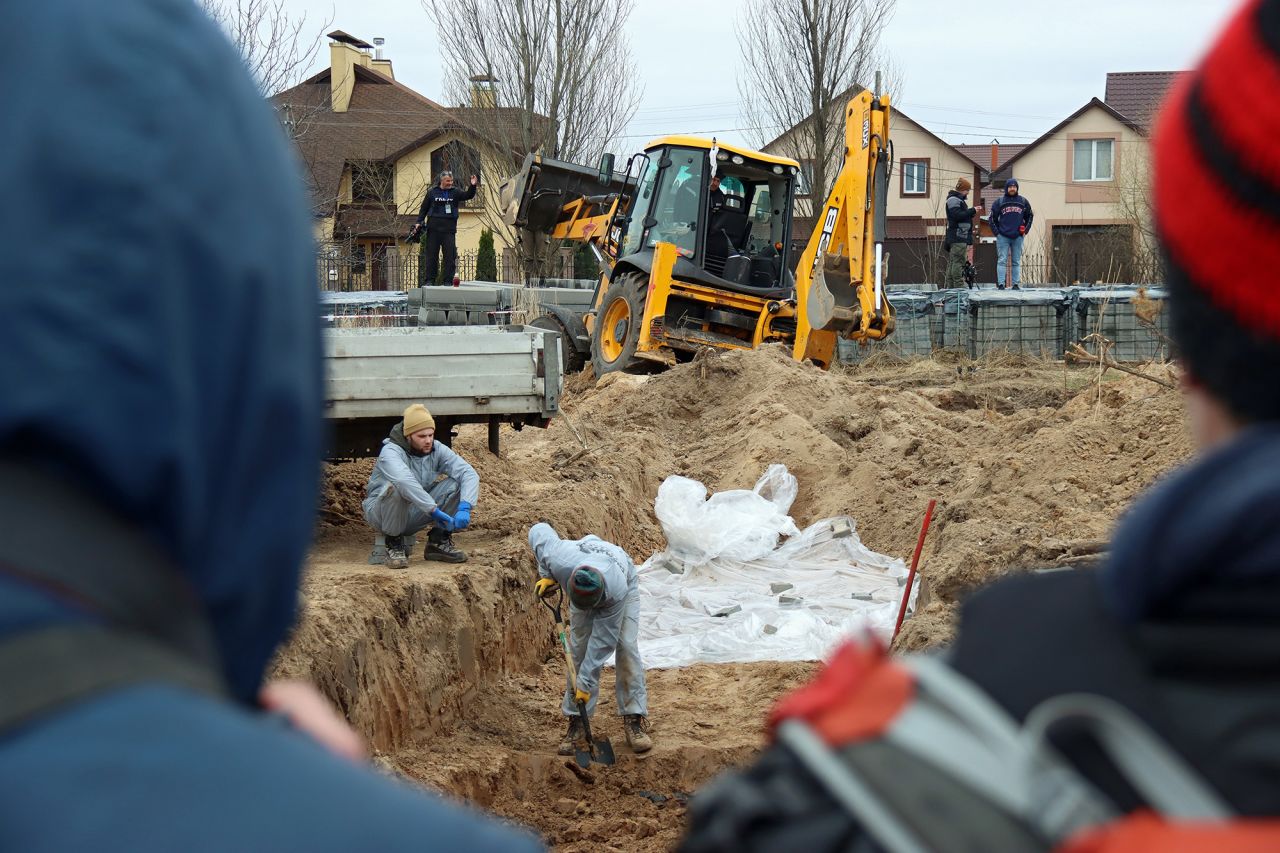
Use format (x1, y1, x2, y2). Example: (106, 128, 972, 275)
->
(306, 347, 1192, 848)
(321, 345, 1190, 648)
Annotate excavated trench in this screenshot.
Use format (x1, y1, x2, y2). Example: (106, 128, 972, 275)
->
(286, 350, 1194, 850)
(276, 534, 808, 851)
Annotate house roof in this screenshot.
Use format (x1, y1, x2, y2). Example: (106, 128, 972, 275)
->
(953, 143, 1026, 174)
(893, 110, 986, 171)
(274, 67, 463, 213)
(992, 97, 1144, 181)
(761, 96, 985, 176)
(1104, 71, 1186, 130)
(273, 63, 553, 214)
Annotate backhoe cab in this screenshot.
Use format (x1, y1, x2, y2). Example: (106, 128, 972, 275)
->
(499, 88, 894, 374)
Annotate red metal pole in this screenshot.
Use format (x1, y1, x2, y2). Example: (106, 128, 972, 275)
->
(892, 499, 937, 643)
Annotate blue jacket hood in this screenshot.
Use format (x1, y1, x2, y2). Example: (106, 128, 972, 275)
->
(1005, 179, 1020, 192)
(0, 0, 324, 702)
(1100, 426, 1280, 622)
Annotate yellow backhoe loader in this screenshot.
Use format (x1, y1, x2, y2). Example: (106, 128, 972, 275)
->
(499, 86, 894, 374)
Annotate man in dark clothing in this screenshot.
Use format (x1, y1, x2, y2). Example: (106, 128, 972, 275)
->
(990, 177, 1033, 289)
(709, 174, 726, 214)
(415, 170, 479, 285)
(943, 177, 980, 288)
(679, 1, 1280, 848)
(0, 2, 539, 850)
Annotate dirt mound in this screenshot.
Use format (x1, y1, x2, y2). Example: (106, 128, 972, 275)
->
(319, 458, 373, 537)
(319, 347, 1190, 649)
(302, 347, 1192, 849)
(473, 346, 1188, 647)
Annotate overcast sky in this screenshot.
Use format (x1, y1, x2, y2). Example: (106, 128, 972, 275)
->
(277, 0, 1236, 150)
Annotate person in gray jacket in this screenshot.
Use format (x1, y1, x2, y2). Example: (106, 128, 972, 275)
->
(529, 522, 652, 755)
(363, 404, 479, 567)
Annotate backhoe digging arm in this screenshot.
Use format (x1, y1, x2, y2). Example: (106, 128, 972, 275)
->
(792, 89, 895, 367)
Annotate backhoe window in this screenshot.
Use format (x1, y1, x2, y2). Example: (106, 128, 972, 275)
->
(745, 178, 789, 252)
(621, 158, 658, 257)
(646, 148, 705, 257)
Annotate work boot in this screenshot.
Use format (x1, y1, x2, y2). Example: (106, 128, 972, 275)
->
(424, 528, 466, 563)
(558, 716, 586, 756)
(385, 535, 408, 570)
(624, 714, 652, 754)
(1012, 284, 1021, 291)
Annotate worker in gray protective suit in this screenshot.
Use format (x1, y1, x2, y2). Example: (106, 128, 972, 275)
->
(529, 522, 652, 755)
(363, 404, 479, 567)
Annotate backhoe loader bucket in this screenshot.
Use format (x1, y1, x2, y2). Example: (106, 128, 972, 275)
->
(499, 152, 635, 238)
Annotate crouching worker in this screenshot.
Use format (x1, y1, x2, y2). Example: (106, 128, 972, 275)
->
(363, 404, 478, 567)
(529, 522, 652, 755)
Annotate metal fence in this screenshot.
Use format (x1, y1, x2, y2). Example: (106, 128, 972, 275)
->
(317, 249, 517, 292)
(838, 286, 1170, 364)
(316, 245, 589, 292)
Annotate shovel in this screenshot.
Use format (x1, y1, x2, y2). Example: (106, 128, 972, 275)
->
(542, 592, 616, 768)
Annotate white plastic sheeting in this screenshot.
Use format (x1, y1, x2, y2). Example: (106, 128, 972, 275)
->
(637, 465, 913, 668)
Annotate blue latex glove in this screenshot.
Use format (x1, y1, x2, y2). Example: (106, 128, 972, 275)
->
(431, 508, 454, 532)
(453, 502, 472, 531)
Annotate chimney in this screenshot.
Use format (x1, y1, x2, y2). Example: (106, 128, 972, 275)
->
(990, 139, 1000, 172)
(371, 37, 394, 79)
(469, 74, 498, 109)
(329, 40, 358, 113)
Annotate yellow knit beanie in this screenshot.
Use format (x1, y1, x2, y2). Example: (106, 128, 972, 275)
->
(402, 403, 435, 436)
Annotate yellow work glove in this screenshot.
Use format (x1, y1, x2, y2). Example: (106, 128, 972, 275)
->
(574, 688, 591, 705)
(534, 578, 558, 599)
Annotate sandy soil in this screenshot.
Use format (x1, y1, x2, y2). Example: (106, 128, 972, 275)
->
(286, 346, 1191, 849)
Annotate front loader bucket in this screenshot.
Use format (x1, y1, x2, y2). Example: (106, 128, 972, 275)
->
(499, 152, 635, 238)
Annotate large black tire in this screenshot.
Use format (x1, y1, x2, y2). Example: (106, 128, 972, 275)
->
(529, 314, 585, 374)
(590, 272, 648, 376)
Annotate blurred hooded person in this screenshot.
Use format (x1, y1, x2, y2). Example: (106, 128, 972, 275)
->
(0, 1, 539, 850)
(529, 523, 651, 755)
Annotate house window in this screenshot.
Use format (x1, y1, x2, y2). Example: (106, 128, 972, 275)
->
(431, 141, 483, 206)
(1073, 139, 1114, 182)
(350, 161, 394, 205)
(795, 160, 815, 198)
(901, 160, 928, 195)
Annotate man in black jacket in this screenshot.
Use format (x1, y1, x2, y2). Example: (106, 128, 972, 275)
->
(414, 170, 478, 286)
(942, 178, 979, 289)
(679, 1, 1280, 847)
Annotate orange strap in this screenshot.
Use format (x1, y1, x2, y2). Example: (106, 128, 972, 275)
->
(768, 636, 914, 746)
(1059, 811, 1280, 853)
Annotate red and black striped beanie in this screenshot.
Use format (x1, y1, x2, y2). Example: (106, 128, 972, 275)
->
(1154, 0, 1280, 422)
(1155, 0, 1280, 339)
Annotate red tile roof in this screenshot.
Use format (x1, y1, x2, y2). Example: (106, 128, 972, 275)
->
(953, 144, 1026, 174)
(1104, 71, 1187, 130)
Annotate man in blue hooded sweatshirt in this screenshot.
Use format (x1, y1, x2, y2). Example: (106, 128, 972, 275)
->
(680, 1, 1280, 846)
(0, 1, 540, 850)
(989, 178, 1033, 289)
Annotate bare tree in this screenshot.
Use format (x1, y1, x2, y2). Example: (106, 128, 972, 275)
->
(738, 0, 897, 211)
(423, 0, 642, 273)
(425, 0, 641, 162)
(1112, 140, 1162, 283)
(200, 0, 330, 96)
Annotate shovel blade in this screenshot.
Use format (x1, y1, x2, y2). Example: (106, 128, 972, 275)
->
(592, 737, 616, 766)
(574, 737, 616, 768)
